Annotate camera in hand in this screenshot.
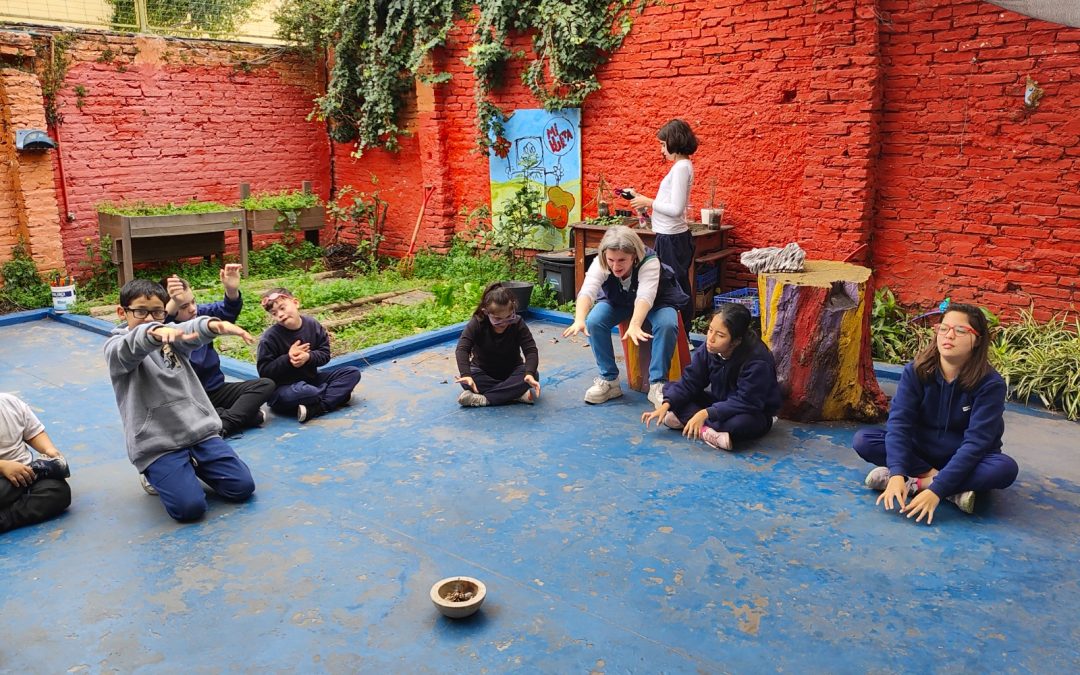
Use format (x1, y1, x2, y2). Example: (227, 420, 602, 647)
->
(616, 188, 635, 199)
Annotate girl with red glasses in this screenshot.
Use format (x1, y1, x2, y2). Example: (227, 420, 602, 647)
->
(454, 282, 540, 407)
(853, 302, 1018, 524)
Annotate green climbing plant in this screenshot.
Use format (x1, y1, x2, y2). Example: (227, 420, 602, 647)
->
(273, 0, 649, 154)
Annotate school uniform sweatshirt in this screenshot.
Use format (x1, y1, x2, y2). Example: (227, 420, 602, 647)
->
(166, 292, 242, 393)
(884, 363, 1007, 499)
(104, 317, 224, 472)
(256, 315, 332, 386)
(455, 315, 539, 381)
(662, 339, 782, 421)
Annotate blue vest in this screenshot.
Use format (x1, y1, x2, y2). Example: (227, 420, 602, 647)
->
(598, 249, 689, 310)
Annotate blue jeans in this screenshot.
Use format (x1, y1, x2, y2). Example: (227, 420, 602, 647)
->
(585, 301, 679, 384)
(143, 437, 255, 522)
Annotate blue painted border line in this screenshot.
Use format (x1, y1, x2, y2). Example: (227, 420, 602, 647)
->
(326, 321, 470, 370)
(0, 308, 51, 326)
(5, 309, 1070, 422)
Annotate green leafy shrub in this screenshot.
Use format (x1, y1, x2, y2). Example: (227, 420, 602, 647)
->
(75, 235, 120, 299)
(248, 242, 324, 276)
(993, 309, 1080, 421)
(0, 239, 51, 310)
(870, 287, 930, 364)
(239, 190, 320, 212)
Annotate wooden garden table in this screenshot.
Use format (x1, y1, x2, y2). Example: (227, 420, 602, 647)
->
(570, 221, 734, 304)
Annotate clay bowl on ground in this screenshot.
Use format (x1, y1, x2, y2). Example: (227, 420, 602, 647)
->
(430, 576, 487, 619)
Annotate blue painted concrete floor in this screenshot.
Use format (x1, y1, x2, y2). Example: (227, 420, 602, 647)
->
(1, 315, 1078, 672)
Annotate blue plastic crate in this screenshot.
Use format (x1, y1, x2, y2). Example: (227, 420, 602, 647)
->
(694, 263, 718, 289)
(715, 287, 760, 317)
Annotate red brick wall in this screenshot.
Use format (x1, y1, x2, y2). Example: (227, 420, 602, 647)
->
(342, 0, 1077, 318)
(51, 33, 329, 269)
(875, 0, 1080, 318)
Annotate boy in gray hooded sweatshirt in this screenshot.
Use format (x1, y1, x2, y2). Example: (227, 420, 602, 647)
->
(104, 279, 256, 522)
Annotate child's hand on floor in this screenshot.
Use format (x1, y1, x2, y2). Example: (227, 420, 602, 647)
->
(900, 489, 940, 525)
(876, 475, 910, 511)
(682, 410, 709, 440)
(641, 403, 669, 428)
(455, 375, 478, 393)
(524, 374, 541, 399)
(0, 459, 35, 487)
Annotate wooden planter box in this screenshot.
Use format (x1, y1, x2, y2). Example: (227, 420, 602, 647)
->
(98, 210, 247, 286)
(245, 206, 326, 234)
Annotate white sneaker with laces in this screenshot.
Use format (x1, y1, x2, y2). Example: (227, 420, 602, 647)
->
(457, 390, 489, 407)
(947, 490, 976, 514)
(647, 382, 665, 409)
(139, 473, 158, 496)
(584, 377, 623, 404)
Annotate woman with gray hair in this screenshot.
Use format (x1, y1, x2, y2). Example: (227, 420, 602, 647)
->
(562, 226, 689, 406)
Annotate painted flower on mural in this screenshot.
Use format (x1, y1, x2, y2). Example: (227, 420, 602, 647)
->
(492, 136, 511, 159)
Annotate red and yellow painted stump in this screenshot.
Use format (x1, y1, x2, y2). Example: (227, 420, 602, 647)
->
(618, 315, 692, 393)
(759, 260, 887, 422)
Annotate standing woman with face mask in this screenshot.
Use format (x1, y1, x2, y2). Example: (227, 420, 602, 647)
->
(853, 302, 1019, 524)
(627, 119, 698, 333)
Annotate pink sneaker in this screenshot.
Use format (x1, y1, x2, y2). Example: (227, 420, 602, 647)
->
(662, 412, 684, 429)
(700, 427, 733, 451)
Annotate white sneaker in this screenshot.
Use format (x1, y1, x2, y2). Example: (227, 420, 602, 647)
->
(947, 490, 976, 514)
(864, 467, 918, 495)
(662, 411, 684, 429)
(257, 409, 267, 426)
(584, 377, 623, 404)
(139, 473, 158, 496)
(647, 382, 665, 409)
(457, 390, 489, 407)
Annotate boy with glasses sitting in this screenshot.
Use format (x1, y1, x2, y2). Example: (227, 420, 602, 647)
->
(104, 279, 257, 522)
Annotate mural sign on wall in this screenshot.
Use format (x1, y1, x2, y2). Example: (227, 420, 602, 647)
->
(489, 108, 581, 251)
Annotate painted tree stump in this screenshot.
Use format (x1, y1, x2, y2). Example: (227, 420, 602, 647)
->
(758, 260, 887, 422)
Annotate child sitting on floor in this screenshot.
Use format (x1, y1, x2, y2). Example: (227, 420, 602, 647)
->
(256, 287, 362, 422)
(852, 301, 1018, 524)
(104, 279, 256, 522)
(454, 282, 541, 407)
(163, 264, 275, 438)
(642, 303, 782, 451)
(0, 392, 71, 533)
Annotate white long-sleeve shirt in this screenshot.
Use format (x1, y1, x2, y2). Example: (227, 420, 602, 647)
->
(650, 159, 693, 235)
(577, 257, 662, 309)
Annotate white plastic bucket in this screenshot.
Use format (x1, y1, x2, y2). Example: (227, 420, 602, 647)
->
(51, 284, 76, 313)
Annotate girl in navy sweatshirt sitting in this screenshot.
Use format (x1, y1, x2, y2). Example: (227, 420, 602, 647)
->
(853, 301, 1018, 523)
(642, 303, 782, 451)
(454, 282, 540, 407)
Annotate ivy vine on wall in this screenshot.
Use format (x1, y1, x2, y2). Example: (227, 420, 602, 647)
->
(273, 0, 649, 155)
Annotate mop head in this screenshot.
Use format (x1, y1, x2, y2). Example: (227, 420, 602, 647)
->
(740, 243, 806, 274)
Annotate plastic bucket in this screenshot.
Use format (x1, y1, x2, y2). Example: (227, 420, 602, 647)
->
(51, 284, 76, 313)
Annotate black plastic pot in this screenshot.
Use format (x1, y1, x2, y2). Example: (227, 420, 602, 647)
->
(501, 280, 534, 313)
